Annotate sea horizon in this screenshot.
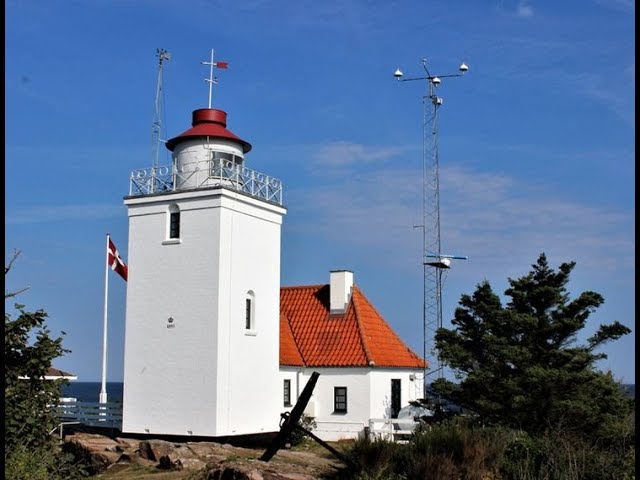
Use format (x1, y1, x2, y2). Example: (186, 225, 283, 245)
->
(61, 381, 635, 404)
(61, 381, 124, 403)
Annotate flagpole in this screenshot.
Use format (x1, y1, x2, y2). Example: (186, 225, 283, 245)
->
(99, 233, 110, 404)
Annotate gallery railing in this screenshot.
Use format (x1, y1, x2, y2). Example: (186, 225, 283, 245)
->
(129, 158, 283, 205)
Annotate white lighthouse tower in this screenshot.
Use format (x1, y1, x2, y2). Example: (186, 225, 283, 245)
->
(121, 58, 286, 437)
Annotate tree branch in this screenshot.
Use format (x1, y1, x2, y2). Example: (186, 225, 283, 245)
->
(5, 249, 30, 299)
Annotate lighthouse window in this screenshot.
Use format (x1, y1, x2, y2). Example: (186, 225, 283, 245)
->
(245, 291, 255, 331)
(170, 212, 180, 238)
(212, 151, 243, 166)
(168, 204, 180, 239)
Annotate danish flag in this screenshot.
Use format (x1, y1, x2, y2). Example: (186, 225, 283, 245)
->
(107, 237, 128, 281)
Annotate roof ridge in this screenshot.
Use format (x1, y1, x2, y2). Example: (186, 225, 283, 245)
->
(281, 284, 326, 290)
(283, 312, 307, 366)
(351, 287, 375, 365)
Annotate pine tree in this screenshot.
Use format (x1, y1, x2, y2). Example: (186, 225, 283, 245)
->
(433, 253, 632, 437)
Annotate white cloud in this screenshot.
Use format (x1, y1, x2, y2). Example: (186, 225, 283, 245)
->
(288, 162, 634, 278)
(592, 0, 635, 13)
(494, 0, 535, 19)
(312, 141, 408, 168)
(516, 1, 534, 17)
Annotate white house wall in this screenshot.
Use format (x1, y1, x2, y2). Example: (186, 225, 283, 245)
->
(369, 369, 423, 417)
(279, 367, 423, 441)
(277, 368, 368, 441)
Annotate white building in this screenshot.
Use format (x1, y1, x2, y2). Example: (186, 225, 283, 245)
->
(122, 107, 285, 437)
(121, 101, 424, 441)
(280, 270, 424, 441)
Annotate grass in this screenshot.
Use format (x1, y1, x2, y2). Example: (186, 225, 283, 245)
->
(96, 463, 198, 479)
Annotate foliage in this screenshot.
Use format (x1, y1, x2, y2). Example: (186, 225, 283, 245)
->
(4, 250, 87, 478)
(432, 253, 633, 437)
(288, 413, 318, 446)
(5, 443, 88, 480)
(342, 421, 508, 480)
(500, 421, 636, 480)
(339, 418, 635, 480)
(5, 302, 68, 451)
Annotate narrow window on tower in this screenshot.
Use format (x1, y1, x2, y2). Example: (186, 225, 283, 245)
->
(245, 291, 255, 332)
(169, 204, 180, 239)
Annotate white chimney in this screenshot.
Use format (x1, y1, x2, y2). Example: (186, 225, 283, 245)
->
(330, 270, 354, 314)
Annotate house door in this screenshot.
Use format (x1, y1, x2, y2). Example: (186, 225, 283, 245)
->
(391, 379, 401, 418)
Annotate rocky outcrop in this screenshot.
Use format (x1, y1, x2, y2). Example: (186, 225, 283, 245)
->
(63, 433, 129, 475)
(62, 432, 344, 478)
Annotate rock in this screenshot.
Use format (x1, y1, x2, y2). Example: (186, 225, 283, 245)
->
(115, 437, 139, 450)
(115, 452, 132, 464)
(63, 433, 125, 475)
(63, 431, 344, 479)
(156, 443, 202, 470)
(262, 472, 318, 480)
(246, 469, 264, 480)
(177, 457, 208, 471)
(138, 439, 179, 462)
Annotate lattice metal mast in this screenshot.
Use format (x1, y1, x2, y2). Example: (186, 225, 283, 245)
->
(151, 48, 171, 181)
(394, 59, 469, 398)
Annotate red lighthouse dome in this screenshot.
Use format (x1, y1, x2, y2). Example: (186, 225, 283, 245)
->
(165, 108, 252, 153)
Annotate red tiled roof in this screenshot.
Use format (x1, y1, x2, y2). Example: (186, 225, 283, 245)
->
(280, 284, 426, 369)
(280, 312, 305, 366)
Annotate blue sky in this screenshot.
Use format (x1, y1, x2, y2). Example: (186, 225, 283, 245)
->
(6, 0, 634, 385)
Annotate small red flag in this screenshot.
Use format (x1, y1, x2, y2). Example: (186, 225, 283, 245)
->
(215, 61, 229, 69)
(108, 237, 128, 281)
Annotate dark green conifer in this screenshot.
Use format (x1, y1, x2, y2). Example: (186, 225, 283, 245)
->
(433, 253, 632, 437)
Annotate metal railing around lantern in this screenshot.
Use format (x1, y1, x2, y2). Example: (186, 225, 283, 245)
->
(129, 158, 283, 205)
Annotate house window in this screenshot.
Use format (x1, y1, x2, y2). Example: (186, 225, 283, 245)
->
(391, 379, 401, 418)
(283, 379, 292, 407)
(168, 204, 180, 239)
(334, 387, 347, 413)
(245, 291, 255, 330)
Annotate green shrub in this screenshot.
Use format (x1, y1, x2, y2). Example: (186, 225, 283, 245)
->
(343, 422, 507, 480)
(5, 442, 87, 480)
(345, 436, 404, 479)
(500, 425, 635, 480)
(289, 413, 318, 446)
(339, 419, 634, 480)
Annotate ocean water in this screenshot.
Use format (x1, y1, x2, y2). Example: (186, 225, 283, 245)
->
(59, 382, 634, 404)
(61, 382, 124, 403)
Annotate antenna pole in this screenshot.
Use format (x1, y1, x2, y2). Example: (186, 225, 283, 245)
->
(394, 58, 469, 399)
(207, 49, 214, 108)
(201, 48, 229, 109)
(202, 48, 216, 109)
(151, 48, 170, 192)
